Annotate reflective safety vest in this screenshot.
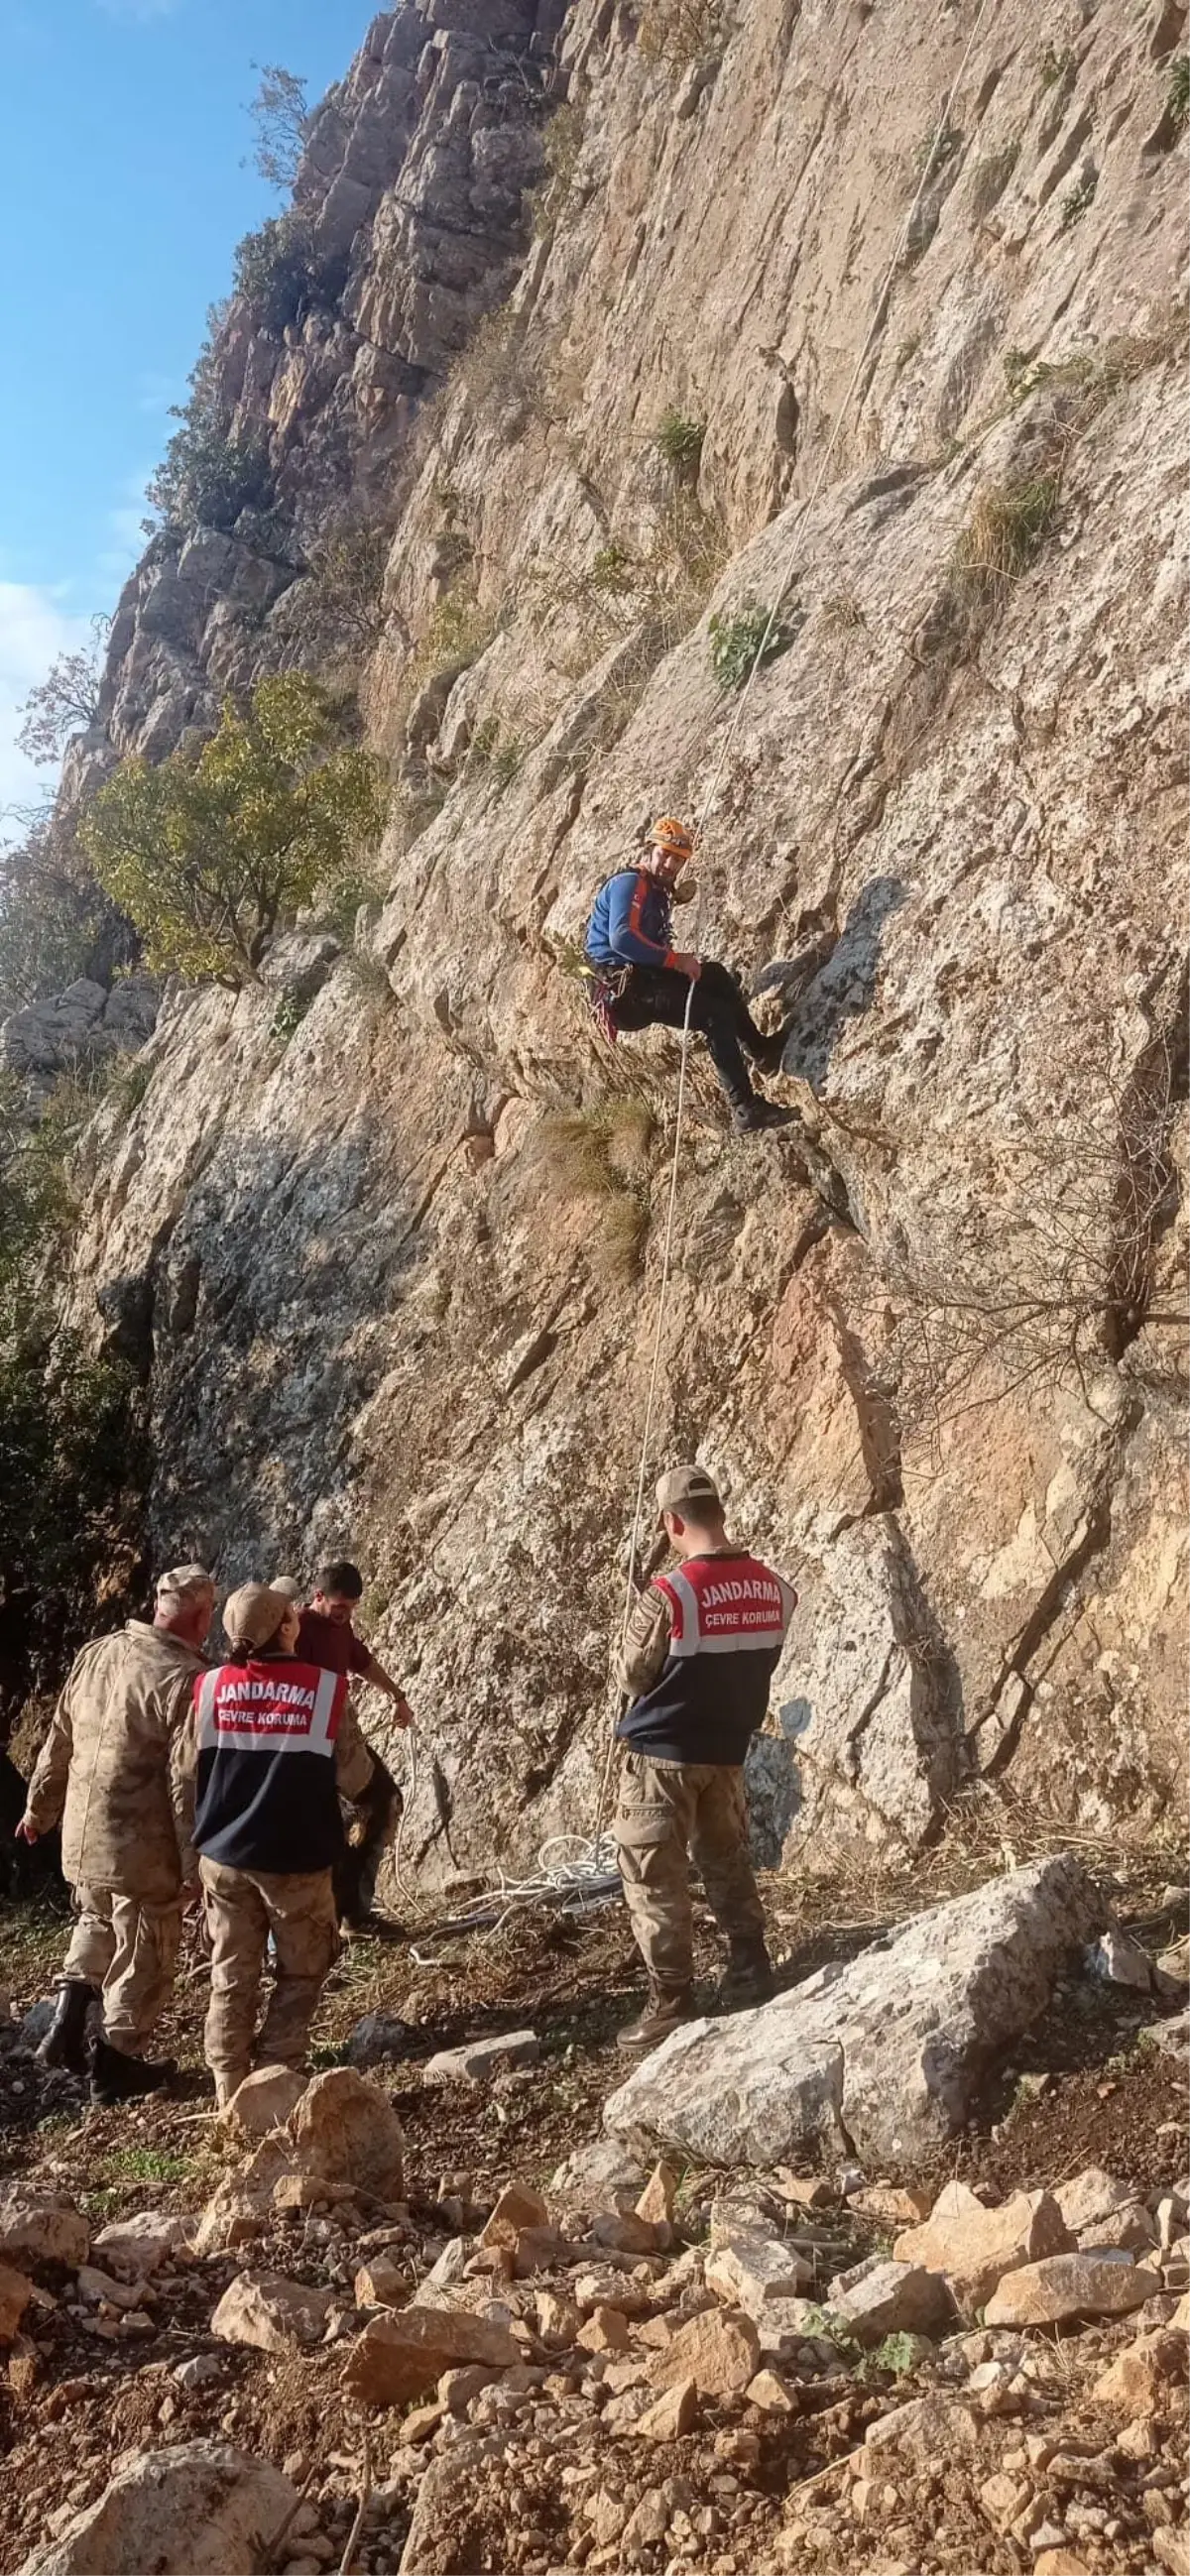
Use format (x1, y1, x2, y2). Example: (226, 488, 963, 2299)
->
(619, 1552, 796, 1767)
(192, 1654, 349, 1875)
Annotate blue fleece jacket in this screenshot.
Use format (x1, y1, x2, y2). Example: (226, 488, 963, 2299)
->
(585, 867, 678, 972)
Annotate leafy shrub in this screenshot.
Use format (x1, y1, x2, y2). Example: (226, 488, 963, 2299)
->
(639, 0, 733, 69)
(1167, 55, 1190, 138)
(144, 409, 273, 536)
(708, 601, 793, 691)
(269, 993, 310, 1046)
(1038, 42, 1076, 88)
(233, 209, 347, 334)
(83, 673, 387, 987)
(654, 410, 705, 480)
(528, 102, 584, 233)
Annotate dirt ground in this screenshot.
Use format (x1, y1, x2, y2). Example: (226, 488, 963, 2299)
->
(0, 1847, 1187, 2576)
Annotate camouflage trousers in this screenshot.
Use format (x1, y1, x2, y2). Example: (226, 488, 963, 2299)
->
(199, 1858, 339, 2106)
(614, 1753, 767, 1995)
(62, 1886, 182, 2054)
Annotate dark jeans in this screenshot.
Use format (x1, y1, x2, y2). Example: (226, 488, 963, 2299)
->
(611, 961, 769, 1110)
(334, 1749, 400, 1927)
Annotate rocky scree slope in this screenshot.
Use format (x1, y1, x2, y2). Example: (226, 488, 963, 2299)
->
(34, 0, 1190, 1887)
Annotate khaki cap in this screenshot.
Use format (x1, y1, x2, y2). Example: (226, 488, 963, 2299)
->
(222, 1582, 292, 1652)
(271, 1575, 303, 1600)
(155, 1563, 214, 1604)
(655, 1464, 722, 1521)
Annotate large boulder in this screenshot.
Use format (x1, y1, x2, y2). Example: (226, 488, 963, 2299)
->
(605, 1856, 1103, 2167)
(15, 2443, 297, 2575)
(0, 2188, 89, 2272)
(288, 2067, 406, 2201)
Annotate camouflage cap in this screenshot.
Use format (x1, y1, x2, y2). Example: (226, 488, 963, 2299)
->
(222, 1582, 293, 1652)
(655, 1464, 722, 1521)
(155, 1563, 214, 1605)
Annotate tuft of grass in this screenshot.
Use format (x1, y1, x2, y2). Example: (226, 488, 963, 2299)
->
(536, 1099, 656, 1282)
(269, 992, 311, 1047)
(952, 471, 1060, 606)
(97, 2145, 194, 2186)
(654, 410, 706, 480)
(1165, 54, 1189, 137)
(1059, 164, 1098, 230)
(708, 600, 794, 691)
(819, 591, 866, 637)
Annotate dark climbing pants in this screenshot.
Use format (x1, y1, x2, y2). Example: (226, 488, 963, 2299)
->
(610, 962, 769, 1112)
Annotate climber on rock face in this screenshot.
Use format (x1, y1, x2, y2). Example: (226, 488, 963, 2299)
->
(583, 817, 796, 1133)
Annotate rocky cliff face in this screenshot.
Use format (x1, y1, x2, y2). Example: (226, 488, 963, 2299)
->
(43, 0, 1189, 1885)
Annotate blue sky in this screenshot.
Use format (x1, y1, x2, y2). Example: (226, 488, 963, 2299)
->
(0, 0, 371, 811)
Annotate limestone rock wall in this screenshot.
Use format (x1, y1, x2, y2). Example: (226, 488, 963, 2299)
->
(53, 0, 1189, 1885)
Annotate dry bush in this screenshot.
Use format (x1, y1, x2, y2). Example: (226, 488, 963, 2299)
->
(638, 0, 733, 68)
(886, 1006, 1188, 1457)
(951, 470, 1060, 608)
(536, 1098, 656, 1282)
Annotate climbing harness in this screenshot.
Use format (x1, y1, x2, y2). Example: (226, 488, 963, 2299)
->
(579, 957, 632, 1048)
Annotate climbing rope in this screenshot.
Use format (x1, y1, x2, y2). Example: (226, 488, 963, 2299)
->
(384, 0, 1001, 1923)
(591, 0, 1000, 1844)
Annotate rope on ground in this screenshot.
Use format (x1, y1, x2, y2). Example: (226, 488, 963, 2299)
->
(590, 0, 999, 1851)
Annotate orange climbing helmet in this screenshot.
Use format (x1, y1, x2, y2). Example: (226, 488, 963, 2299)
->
(651, 815, 695, 859)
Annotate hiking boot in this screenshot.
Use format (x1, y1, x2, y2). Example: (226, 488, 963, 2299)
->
(89, 2037, 178, 2107)
(37, 1980, 97, 2075)
(718, 1946, 776, 2011)
(339, 1911, 406, 1943)
(616, 1986, 697, 2052)
(733, 1098, 796, 1133)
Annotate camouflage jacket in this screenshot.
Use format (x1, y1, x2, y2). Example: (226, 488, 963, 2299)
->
(26, 1621, 206, 1903)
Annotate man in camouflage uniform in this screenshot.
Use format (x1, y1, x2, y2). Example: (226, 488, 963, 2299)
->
(18, 1566, 215, 2103)
(613, 1465, 796, 2050)
(189, 1582, 378, 2106)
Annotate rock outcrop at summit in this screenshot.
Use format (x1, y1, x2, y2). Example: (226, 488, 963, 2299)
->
(18, 0, 1188, 1886)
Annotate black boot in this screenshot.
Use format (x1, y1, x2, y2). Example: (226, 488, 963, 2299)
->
(89, 2036, 177, 2106)
(733, 1097, 797, 1133)
(37, 1980, 97, 2075)
(718, 1942, 775, 2009)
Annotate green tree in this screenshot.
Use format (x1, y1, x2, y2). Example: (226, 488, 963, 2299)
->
(16, 617, 110, 766)
(245, 61, 311, 192)
(0, 1074, 143, 1632)
(82, 673, 388, 987)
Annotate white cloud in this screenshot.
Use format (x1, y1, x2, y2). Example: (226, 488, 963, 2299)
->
(0, 583, 90, 818)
